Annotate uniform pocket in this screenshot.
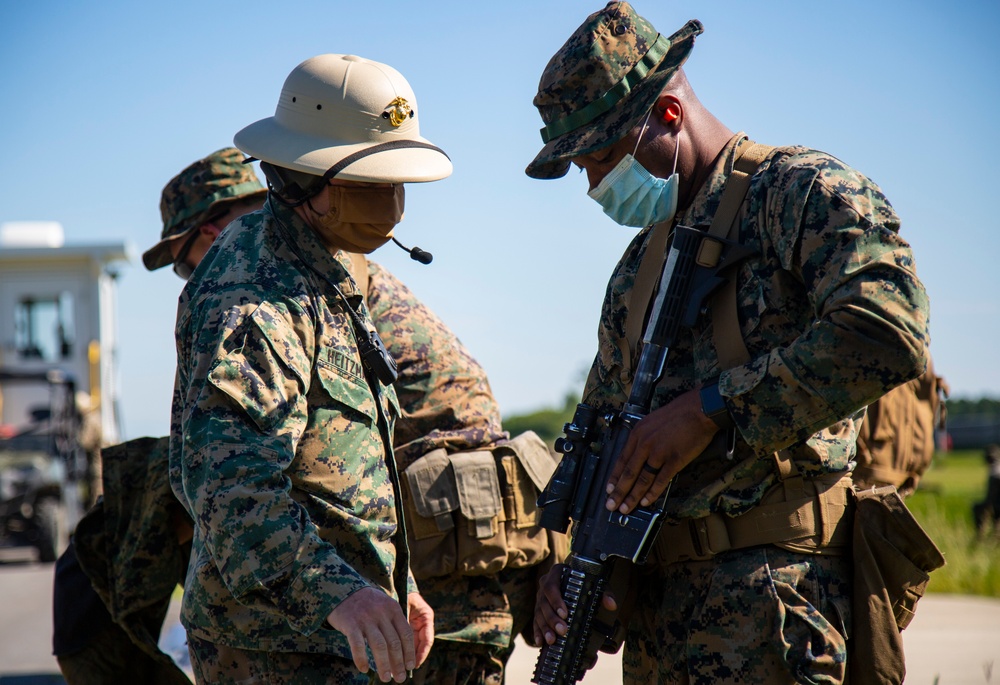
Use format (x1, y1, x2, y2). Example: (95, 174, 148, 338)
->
(208, 302, 308, 433)
(766, 554, 848, 685)
(315, 355, 379, 425)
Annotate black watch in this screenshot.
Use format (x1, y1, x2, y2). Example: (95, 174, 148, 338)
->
(700, 381, 735, 430)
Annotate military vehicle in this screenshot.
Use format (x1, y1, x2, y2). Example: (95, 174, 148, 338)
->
(0, 368, 85, 561)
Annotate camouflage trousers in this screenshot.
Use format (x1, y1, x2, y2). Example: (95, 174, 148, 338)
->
(187, 635, 367, 685)
(57, 621, 192, 685)
(405, 640, 509, 685)
(405, 565, 539, 685)
(622, 546, 851, 685)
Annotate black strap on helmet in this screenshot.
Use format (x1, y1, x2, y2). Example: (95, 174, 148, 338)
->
(255, 140, 449, 207)
(320, 140, 450, 182)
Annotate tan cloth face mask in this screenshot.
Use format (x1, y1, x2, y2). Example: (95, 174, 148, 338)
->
(314, 184, 405, 253)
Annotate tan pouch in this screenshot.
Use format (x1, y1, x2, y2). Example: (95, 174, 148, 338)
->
(452, 450, 508, 575)
(849, 485, 945, 685)
(400, 449, 459, 579)
(494, 431, 559, 570)
(400, 431, 558, 579)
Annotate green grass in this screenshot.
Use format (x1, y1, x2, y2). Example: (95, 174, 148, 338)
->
(906, 449, 1000, 597)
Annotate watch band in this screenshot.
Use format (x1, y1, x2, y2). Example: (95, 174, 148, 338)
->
(700, 381, 735, 430)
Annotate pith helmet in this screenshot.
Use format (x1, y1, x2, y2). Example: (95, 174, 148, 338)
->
(143, 147, 266, 271)
(234, 54, 452, 184)
(527, 2, 703, 179)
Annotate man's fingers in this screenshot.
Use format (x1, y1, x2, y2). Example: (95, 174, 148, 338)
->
(392, 610, 416, 675)
(639, 470, 674, 507)
(367, 617, 412, 684)
(406, 591, 434, 669)
(344, 628, 371, 676)
(534, 565, 569, 645)
(538, 567, 568, 619)
(606, 446, 654, 513)
(362, 627, 391, 682)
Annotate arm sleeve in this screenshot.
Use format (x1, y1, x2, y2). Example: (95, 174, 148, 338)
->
(365, 261, 508, 469)
(175, 289, 370, 636)
(721, 157, 930, 451)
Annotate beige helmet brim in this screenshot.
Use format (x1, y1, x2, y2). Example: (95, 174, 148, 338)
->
(235, 116, 452, 184)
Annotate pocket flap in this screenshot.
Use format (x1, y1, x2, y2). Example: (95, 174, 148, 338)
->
(404, 448, 458, 531)
(498, 431, 559, 493)
(451, 451, 501, 539)
(207, 301, 308, 433)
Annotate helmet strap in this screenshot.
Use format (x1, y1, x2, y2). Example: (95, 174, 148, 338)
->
(260, 161, 327, 207)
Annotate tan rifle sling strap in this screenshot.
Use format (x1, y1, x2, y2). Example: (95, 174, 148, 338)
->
(707, 140, 775, 368)
(618, 219, 671, 376)
(618, 139, 775, 376)
(345, 252, 370, 301)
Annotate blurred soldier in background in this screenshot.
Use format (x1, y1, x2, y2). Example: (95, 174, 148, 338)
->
(973, 443, 1000, 535)
(853, 360, 949, 497)
(50, 146, 264, 684)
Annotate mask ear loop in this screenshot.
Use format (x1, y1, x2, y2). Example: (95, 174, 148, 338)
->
(632, 107, 680, 176)
(632, 108, 655, 157)
(670, 128, 680, 176)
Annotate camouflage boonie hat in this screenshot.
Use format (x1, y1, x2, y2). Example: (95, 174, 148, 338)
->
(526, 2, 703, 179)
(142, 147, 266, 271)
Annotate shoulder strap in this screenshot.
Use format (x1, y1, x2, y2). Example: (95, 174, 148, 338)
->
(619, 140, 774, 375)
(619, 221, 672, 375)
(346, 252, 370, 301)
(709, 141, 774, 369)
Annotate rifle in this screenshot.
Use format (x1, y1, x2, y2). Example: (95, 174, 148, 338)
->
(531, 224, 753, 685)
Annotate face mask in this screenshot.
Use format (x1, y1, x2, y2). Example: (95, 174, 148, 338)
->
(587, 110, 680, 228)
(314, 184, 405, 253)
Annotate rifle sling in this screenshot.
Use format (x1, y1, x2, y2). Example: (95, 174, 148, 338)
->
(618, 139, 774, 375)
(345, 252, 369, 301)
(708, 141, 774, 369)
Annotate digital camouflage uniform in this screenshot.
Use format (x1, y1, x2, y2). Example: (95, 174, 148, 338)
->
(363, 260, 543, 685)
(169, 196, 410, 677)
(57, 437, 192, 685)
(52, 148, 267, 685)
(582, 134, 929, 684)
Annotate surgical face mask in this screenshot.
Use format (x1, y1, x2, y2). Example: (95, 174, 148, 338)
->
(313, 184, 405, 254)
(587, 111, 680, 228)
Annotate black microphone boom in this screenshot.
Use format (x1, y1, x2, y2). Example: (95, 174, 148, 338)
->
(392, 237, 433, 264)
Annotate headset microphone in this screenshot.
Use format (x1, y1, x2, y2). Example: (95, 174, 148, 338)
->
(392, 237, 433, 264)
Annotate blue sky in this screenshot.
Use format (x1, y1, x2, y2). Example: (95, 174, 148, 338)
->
(1, 1, 997, 440)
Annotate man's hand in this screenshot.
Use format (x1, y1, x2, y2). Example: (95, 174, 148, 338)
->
(533, 564, 569, 647)
(407, 592, 434, 668)
(326, 586, 416, 683)
(532, 564, 618, 670)
(604, 387, 719, 515)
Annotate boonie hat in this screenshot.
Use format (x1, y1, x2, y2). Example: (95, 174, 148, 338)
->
(526, 2, 703, 179)
(143, 147, 266, 271)
(234, 54, 452, 184)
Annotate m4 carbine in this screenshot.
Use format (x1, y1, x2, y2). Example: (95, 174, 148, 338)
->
(531, 224, 753, 685)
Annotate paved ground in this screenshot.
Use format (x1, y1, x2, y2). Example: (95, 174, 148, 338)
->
(2, 558, 998, 684)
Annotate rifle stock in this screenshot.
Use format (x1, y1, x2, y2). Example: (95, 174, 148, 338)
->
(532, 225, 754, 685)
